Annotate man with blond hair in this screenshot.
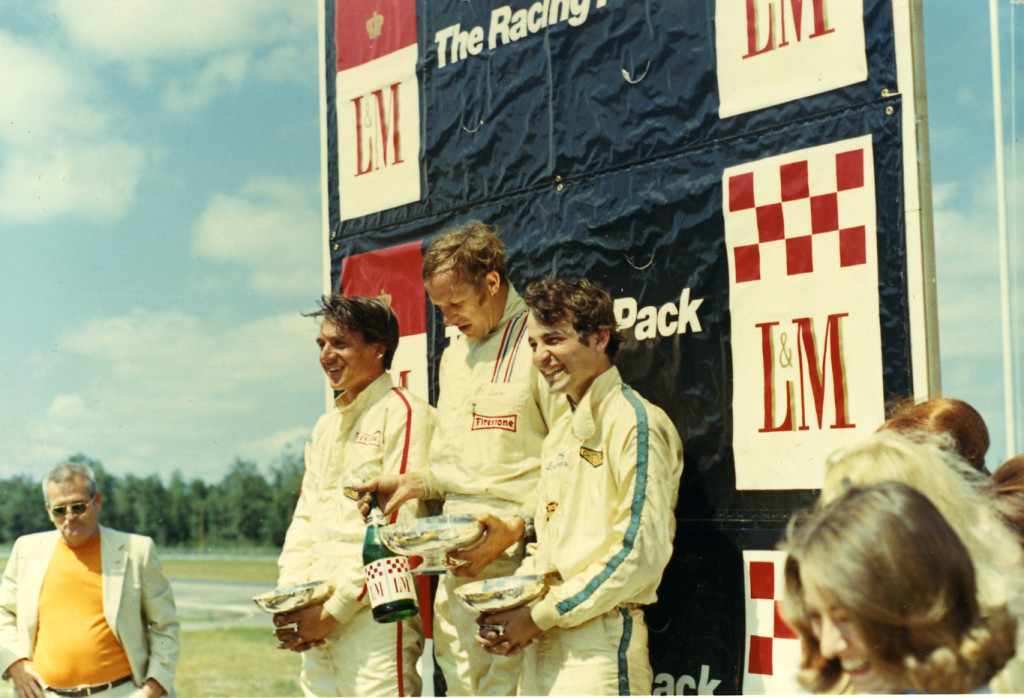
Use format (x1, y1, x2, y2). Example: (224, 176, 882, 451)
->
(365, 221, 563, 695)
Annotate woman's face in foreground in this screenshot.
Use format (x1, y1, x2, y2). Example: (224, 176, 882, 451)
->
(803, 580, 900, 694)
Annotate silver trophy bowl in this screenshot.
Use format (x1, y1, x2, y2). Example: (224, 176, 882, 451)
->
(455, 574, 552, 633)
(381, 514, 485, 574)
(252, 580, 333, 614)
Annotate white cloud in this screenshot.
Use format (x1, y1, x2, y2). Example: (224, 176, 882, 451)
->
(22, 308, 324, 478)
(55, 0, 316, 108)
(59, 308, 317, 393)
(192, 177, 322, 297)
(0, 30, 148, 223)
(0, 144, 146, 222)
(929, 152, 1024, 461)
(47, 393, 94, 422)
(931, 169, 1003, 362)
(256, 43, 315, 84)
(56, 0, 312, 60)
(162, 51, 252, 111)
(237, 426, 311, 465)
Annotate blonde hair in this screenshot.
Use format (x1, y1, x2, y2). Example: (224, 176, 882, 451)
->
(820, 430, 1024, 691)
(422, 220, 508, 286)
(783, 482, 1016, 694)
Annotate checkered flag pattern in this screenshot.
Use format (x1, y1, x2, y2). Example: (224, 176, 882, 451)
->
(724, 134, 882, 491)
(727, 147, 869, 284)
(366, 557, 411, 581)
(742, 551, 803, 694)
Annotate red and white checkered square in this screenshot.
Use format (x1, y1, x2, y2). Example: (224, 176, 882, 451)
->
(366, 556, 410, 581)
(742, 551, 803, 694)
(728, 148, 869, 284)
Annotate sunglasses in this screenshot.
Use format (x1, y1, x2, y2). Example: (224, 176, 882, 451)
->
(50, 499, 93, 518)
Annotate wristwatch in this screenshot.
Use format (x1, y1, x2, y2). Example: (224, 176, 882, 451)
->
(515, 513, 536, 542)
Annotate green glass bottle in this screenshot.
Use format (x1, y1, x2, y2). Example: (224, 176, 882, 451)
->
(363, 493, 418, 623)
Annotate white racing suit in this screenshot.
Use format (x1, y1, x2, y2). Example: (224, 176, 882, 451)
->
(278, 373, 435, 697)
(517, 366, 683, 696)
(421, 283, 564, 696)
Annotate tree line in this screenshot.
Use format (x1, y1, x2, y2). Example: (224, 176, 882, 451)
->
(0, 452, 305, 548)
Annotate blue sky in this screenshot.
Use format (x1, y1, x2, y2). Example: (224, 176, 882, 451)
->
(0, 1, 1021, 482)
(924, 2, 1024, 467)
(0, 1, 324, 480)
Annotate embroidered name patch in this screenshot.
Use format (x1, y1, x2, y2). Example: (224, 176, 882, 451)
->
(471, 412, 518, 432)
(580, 447, 604, 468)
(354, 431, 382, 447)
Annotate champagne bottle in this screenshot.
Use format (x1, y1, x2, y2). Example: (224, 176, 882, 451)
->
(363, 493, 418, 623)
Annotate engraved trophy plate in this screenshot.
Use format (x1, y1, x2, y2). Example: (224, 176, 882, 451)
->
(252, 580, 333, 614)
(455, 574, 551, 614)
(455, 573, 553, 634)
(380, 515, 485, 574)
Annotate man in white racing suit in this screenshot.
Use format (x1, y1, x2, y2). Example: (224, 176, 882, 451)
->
(363, 221, 563, 695)
(476, 278, 684, 695)
(275, 294, 435, 697)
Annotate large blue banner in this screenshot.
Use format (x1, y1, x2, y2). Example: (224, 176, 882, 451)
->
(322, 0, 924, 691)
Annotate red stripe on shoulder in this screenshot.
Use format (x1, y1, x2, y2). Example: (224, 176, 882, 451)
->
(389, 388, 414, 524)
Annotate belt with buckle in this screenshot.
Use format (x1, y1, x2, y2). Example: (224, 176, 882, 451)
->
(48, 675, 134, 697)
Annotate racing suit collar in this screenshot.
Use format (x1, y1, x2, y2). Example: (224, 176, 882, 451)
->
(333, 371, 394, 412)
(569, 365, 621, 441)
(476, 282, 527, 344)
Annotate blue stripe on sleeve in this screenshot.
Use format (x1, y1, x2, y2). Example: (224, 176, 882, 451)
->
(555, 384, 649, 615)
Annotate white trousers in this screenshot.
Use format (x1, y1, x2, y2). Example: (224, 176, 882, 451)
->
(520, 606, 652, 696)
(433, 555, 524, 696)
(300, 605, 424, 697)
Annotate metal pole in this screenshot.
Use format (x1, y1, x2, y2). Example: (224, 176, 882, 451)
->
(991, 0, 1017, 456)
(906, 0, 941, 397)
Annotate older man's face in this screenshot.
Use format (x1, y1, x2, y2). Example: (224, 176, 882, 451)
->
(424, 269, 504, 340)
(47, 476, 102, 548)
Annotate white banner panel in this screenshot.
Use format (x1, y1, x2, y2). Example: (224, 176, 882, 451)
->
(716, 0, 868, 118)
(726, 134, 885, 490)
(337, 44, 421, 220)
(741, 550, 802, 694)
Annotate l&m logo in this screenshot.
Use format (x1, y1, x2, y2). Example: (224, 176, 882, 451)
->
(715, 0, 867, 117)
(724, 135, 884, 491)
(335, 0, 421, 220)
(350, 82, 407, 176)
(754, 313, 856, 435)
(741, 0, 834, 59)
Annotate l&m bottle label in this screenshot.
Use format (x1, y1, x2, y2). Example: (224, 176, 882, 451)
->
(366, 556, 416, 606)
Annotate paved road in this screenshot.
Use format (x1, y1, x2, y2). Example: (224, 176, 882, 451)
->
(171, 578, 276, 632)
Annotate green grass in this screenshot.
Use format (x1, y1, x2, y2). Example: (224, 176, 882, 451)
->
(177, 627, 302, 696)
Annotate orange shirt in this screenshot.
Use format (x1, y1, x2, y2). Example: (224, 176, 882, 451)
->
(33, 537, 132, 688)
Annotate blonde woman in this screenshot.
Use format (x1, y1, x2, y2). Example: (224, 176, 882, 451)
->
(821, 430, 1024, 692)
(783, 482, 1015, 694)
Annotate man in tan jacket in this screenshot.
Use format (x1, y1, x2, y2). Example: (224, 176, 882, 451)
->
(0, 462, 179, 698)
